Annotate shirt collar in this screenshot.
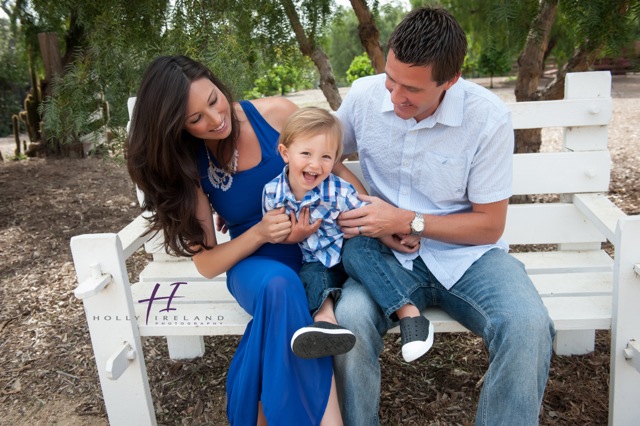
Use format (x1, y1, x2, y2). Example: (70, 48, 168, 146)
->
(379, 76, 465, 128)
(274, 165, 323, 208)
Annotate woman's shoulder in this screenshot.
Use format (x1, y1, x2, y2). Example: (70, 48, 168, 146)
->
(247, 96, 298, 132)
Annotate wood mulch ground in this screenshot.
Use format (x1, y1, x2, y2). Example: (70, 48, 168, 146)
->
(0, 74, 638, 425)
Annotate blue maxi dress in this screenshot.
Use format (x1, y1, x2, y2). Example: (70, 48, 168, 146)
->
(197, 101, 333, 425)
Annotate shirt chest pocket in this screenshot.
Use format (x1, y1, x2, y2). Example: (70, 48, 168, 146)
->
(415, 153, 469, 203)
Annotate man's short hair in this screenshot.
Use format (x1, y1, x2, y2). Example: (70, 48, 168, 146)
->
(388, 7, 467, 85)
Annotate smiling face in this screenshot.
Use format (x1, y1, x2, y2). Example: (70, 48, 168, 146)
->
(279, 132, 339, 201)
(384, 50, 459, 122)
(183, 77, 232, 141)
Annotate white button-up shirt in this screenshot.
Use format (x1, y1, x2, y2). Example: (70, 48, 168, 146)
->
(336, 74, 513, 289)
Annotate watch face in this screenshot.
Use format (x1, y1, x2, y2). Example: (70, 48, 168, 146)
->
(411, 215, 424, 233)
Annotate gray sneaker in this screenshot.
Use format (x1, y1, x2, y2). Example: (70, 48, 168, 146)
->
(399, 316, 435, 362)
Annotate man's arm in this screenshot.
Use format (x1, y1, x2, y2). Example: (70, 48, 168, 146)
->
(338, 195, 508, 246)
(332, 161, 368, 195)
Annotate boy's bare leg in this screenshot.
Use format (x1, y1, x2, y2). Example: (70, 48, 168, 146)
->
(395, 303, 421, 319)
(313, 297, 337, 324)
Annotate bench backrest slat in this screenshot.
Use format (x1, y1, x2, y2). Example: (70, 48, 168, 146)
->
(512, 151, 610, 195)
(504, 204, 604, 245)
(510, 97, 611, 129)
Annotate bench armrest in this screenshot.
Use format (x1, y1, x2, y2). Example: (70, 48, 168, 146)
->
(117, 213, 155, 259)
(573, 193, 626, 243)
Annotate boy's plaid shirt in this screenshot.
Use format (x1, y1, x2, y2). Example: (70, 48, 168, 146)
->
(263, 166, 367, 267)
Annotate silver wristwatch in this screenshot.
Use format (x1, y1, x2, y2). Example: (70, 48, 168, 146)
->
(410, 212, 424, 236)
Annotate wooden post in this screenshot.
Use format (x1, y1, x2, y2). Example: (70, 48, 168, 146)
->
(554, 71, 612, 355)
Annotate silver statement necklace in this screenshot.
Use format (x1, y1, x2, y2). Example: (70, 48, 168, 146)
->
(204, 143, 238, 192)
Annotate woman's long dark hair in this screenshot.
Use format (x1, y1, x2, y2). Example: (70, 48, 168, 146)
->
(127, 55, 239, 256)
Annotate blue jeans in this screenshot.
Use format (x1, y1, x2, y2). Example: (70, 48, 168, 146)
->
(299, 261, 348, 316)
(334, 237, 555, 426)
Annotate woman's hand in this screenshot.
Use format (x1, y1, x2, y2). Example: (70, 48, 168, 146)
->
(256, 207, 293, 244)
(284, 207, 322, 243)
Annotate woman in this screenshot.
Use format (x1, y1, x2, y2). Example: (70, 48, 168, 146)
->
(127, 55, 344, 425)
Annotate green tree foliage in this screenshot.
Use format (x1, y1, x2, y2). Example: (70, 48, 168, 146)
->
(246, 60, 317, 98)
(413, 0, 640, 80)
(477, 45, 511, 87)
(39, 60, 108, 149)
(5, 0, 339, 152)
(346, 52, 375, 83)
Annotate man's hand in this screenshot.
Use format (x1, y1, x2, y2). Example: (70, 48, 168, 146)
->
(338, 194, 408, 238)
(284, 207, 322, 243)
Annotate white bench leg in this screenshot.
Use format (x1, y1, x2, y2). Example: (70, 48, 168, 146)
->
(71, 234, 156, 426)
(553, 329, 595, 355)
(167, 336, 206, 359)
(609, 216, 640, 425)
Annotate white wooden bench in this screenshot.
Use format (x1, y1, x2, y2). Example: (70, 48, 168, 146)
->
(71, 71, 640, 425)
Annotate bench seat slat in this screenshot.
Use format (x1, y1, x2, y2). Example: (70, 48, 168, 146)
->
(132, 270, 612, 304)
(511, 250, 612, 274)
(133, 293, 612, 336)
(131, 264, 613, 336)
(138, 249, 613, 284)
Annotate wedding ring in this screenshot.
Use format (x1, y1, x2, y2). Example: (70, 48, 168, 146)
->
(358, 226, 362, 235)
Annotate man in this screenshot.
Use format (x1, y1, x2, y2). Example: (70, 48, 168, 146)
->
(334, 6, 555, 425)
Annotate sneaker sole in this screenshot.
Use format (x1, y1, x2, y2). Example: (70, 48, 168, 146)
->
(291, 327, 356, 359)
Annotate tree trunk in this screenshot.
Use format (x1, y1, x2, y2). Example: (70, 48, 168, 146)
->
(514, 0, 557, 154)
(280, 0, 342, 110)
(37, 32, 65, 155)
(349, 0, 386, 73)
(38, 32, 63, 98)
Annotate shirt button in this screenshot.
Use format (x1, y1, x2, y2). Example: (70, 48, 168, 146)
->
(403, 161, 409, 166)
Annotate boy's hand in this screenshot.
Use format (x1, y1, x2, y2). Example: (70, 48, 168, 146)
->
(285, 207, 321, 243)
(379, 234, 420, 254)
(398, 233, 421, 250)
(215, 214, 228, 234)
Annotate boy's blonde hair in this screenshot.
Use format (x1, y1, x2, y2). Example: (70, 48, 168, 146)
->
(279, 107, 343, 162)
